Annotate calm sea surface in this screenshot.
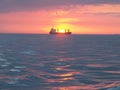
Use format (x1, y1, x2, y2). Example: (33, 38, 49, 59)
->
(0, 34, 120, 90)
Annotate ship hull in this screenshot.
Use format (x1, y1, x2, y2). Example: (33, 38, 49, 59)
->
(49, 32, 71, 35)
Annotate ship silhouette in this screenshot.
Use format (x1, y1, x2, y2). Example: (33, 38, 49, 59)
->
(49, 28, 71, 34)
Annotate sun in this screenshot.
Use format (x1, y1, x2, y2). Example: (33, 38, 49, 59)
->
(58, 29, 66, 33)
(55, 24, 69, 33)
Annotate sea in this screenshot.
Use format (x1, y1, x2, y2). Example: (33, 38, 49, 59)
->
(0, 34, 120, 90)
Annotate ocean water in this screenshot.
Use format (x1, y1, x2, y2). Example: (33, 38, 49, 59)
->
(0, 34, 120, 90)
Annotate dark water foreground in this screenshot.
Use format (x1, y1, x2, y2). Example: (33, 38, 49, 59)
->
(0, 34, 120, 90)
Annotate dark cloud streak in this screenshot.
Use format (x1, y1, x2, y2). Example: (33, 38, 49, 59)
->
(0, 0, 120, 12)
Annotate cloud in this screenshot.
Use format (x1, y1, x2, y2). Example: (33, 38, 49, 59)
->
(0, 0, 120, 12)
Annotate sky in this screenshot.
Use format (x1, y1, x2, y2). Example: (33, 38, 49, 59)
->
(0, 0, 120, 34)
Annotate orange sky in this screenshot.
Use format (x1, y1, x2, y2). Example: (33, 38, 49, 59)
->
(0, 4, 120, 34)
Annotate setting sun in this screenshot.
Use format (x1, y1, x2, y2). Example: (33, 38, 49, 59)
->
(58, 29, 65, 33)
(55, 23, 70, 30)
